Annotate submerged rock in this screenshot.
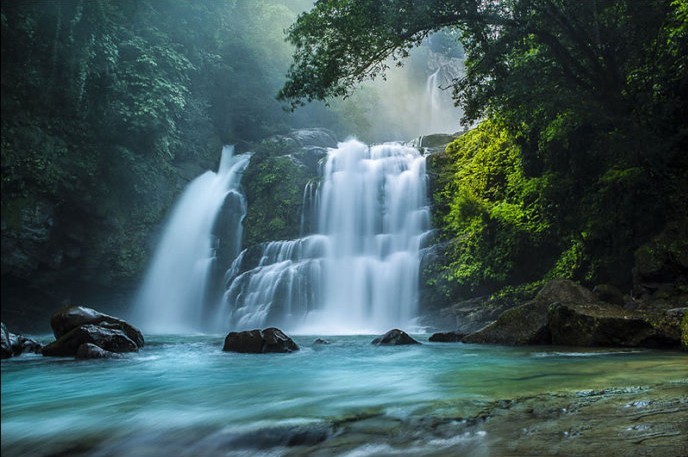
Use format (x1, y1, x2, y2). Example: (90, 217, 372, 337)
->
(313, 338, 330, 345)
(223, 328, 299, 353)
(50, 305, 144, 348)
(75, 342, 124, 359)
(428, 331, 465, 343)
(1, 322, 43, 358)
(43, 324, 139, 357)
(371, 329, 421, 346)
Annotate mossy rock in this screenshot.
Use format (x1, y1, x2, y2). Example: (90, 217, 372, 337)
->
(681, 311, 688, 351)
(462, 300, 551, 345)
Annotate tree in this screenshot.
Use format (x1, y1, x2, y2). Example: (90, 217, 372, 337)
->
(279, 0, 687, 289)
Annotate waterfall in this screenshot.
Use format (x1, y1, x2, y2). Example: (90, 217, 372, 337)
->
(133, 146, 250, 334)
(422, 66, 463, 135)
(223, 139, 431, 334)
(425, 69, 441, 130)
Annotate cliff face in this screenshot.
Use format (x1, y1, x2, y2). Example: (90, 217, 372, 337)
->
(1, 164, 188, 332)
(0, 130, 335, 333)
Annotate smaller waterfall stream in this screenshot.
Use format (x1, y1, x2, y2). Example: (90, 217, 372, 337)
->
(223, 139, 432, 334)
(133, 146, 250, 334)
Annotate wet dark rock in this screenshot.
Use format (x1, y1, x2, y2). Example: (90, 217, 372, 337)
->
(464, 279, 684, 348)
(50, 305, 144, 348)
(1, 322, 42, 358)
(75, 342, 124, 359)
(224, 423, 331, 449)
(593, 284, 625, 307)
(463, 301, 551, 345)
(463, 280, 596, 346)
(313, 338, 330, 345)
(223, 328, 299, 353)
(1, 322, 13, 359)
(429, 331, 465, 342)
(371, 329, 421, 345)
(42, 324, 139, 357)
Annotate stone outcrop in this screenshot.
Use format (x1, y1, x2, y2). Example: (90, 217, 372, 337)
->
(43, 324, 139, 357)
(1, 322, 42, 359)
(49, 305, 144, 347)
(462, 301, 551, 345)
(42, 306, 143, 358)
(371, 329, 421, 346)
(463, 280, 685, 349)
(428, 331, 465, 342)
(592, 284, 625, 307)
(75, 342, 124, 359)
(223, 328, 299, 353)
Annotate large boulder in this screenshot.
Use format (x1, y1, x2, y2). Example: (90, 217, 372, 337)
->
(428, 331, 465, 342)
(632, 220, 688, 305)
(463, 280, 598, 346)
(549, 303, 655, 347)
(462, 301, 551, 345)
(1, 322, 42, 358)
(464, 279, 685, 349)
(1, 322, 13, 359)
(75, 342, 124, 359)
(549, 303, 684, 348)
(42, 324, 139, 357)
(49, 305, 144, 347)
(592, 284, 625, 307)
(371, 329, 421, 346)
(223, 328, 299, 353)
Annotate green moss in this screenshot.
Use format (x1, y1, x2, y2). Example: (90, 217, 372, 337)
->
(242, 139, 317, 246)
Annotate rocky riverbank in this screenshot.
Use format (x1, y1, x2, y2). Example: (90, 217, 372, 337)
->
(285, 380, 688, 457)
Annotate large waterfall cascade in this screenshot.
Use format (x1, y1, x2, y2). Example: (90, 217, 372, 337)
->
(133, 146, 251, 334)
(223, 139, 432, 334)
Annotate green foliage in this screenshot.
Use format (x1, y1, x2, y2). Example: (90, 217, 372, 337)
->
(282, 0, 688, 294)
(0, 0, 339, 289)
(435, 120, 557, 295)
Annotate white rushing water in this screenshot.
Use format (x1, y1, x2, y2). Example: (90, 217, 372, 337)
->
(133, 146, 250, 334)
(224, 139, 432, 334)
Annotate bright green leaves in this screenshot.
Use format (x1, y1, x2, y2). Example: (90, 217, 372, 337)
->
(435, 120, 555, 293)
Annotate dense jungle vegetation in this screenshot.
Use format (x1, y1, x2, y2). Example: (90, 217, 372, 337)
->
(1, 0, 686, 327)
(280, 0, 688, 300)
(0, 0, 368, 323)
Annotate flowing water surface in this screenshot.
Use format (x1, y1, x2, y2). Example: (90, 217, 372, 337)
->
(2, 335, 686, 456)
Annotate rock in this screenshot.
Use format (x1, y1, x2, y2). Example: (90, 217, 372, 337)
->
(428, 331, 465, 342)
(42, 324, 139, 357)
(1, 322, 43, 358)
(548, 302, 682, 348)
(223, 328, 299, 353)
(463, 280, 596, 346)
(534, 279, 596, 305)
(313, 338, 330, 345)
(75, 342, 123, 359)
(49, 305, 144, 348)
(463, 301, 551, 345)
(681, 312, 688, 351)
(593, 284, 625, 307)
(371, 329, 421, 345)
(1, 322, 13, 359)
(632, 220, 688, 303)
